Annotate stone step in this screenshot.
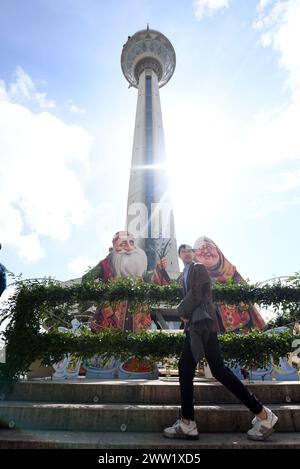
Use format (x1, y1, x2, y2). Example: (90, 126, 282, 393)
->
(0, 429, 299, 449)
(8, 379, 300, 405)
(0, 402, 299, 432)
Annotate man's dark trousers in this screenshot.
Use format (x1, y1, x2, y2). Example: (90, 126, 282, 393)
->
(179, 323, 263, 420)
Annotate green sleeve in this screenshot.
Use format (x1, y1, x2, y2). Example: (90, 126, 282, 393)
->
(143, 270, 154, 283)
(82, 263, 104, 283)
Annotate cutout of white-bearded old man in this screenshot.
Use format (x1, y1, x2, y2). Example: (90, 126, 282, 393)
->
(81, 231, 169, 379)
(82, 231, 168, 333)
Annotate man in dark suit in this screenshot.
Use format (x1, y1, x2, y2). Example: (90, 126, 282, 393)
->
(163, 244, 278, 441)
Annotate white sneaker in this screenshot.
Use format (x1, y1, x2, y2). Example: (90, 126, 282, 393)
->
(247, 407, 278, 441)
(163, 419, 199, 440)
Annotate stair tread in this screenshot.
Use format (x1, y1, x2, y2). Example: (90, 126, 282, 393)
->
(8, 380, 300, 407)
(1, 401, 300, 409)
(14, 379, 300, 386)
(0, 429, 299, 449)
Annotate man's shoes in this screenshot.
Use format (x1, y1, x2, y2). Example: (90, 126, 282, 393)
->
(163, 419, 199, 440)
(247, 407, 278, 441)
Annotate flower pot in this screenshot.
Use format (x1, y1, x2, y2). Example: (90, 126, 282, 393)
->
(83, 356, 120, 379)
(118, 357, 159, 380)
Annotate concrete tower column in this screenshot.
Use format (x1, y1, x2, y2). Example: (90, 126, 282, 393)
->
(121, 28, 179, 278)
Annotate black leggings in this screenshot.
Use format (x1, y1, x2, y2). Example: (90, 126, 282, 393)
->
(179, 331, 263, 420)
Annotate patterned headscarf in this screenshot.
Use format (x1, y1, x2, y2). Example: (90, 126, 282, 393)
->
(193, 236, 239, 283)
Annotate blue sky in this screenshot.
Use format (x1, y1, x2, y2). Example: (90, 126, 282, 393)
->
(0, 0, 299, 288)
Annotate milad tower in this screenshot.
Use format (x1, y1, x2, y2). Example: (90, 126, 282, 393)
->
(121, 27, 179, 279)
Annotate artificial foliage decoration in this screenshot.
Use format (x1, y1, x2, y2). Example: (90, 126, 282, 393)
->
(0, 274, 299, 394)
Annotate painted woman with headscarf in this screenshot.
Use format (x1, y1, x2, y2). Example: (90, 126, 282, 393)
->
(193, 236, 265, 333)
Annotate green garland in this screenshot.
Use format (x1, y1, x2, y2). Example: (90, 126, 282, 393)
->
(2, 276, 300, 312)
(28, 328, 297, 370)
(0, 275, 299, 395)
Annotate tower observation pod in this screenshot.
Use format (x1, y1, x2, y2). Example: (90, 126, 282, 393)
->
(121, 27, 179, 278)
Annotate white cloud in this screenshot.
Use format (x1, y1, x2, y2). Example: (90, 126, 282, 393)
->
(246, 0, 300, 166)
(15, 234, 45, 264)
(67, 256, 99, 277)
(0, 80, 8, 101)
(0, 203, 44, 263)
(8, 66, 55, 109)
(256, 0, 273, 14)
(254, 0, 300, 94)
(35, 92, 55, 110)
(271, 169, 300, 192)
(0, 68, 92, 263)
(193, 0, 231, 21)
(69, 104, 86, 114)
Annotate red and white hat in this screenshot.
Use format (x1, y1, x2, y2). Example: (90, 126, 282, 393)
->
(112, 231, 134, 246)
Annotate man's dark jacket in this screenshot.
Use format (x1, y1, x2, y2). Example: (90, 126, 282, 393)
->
(177, 262, 220, 361)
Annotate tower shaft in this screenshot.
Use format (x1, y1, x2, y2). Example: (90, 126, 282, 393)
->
(126, 69, 179, 277)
